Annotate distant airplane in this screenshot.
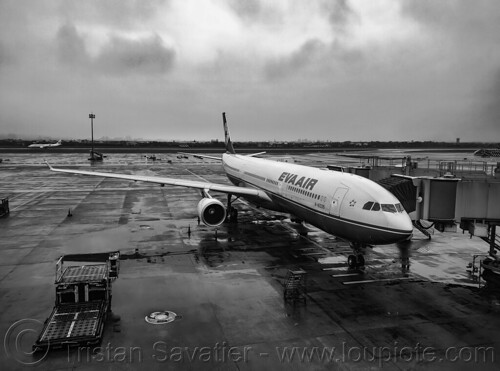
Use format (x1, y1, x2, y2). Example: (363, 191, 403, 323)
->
(46, 113, 413, 268)
(29, 140, 62, 149)
(473, 148, 500, 157)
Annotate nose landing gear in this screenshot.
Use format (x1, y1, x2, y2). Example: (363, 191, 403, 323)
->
(347, 254, 365, 269)
(347, 243, 367, 269)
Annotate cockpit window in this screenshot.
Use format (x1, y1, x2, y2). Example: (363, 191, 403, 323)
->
(364, 201, 404, 213)
(363, 202, 374, 210)
(382, 204, 397, 213)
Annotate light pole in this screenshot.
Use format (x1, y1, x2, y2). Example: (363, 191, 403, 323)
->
(89, 113, 95, 157)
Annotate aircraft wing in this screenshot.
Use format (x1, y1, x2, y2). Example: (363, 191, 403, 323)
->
(46, 162, 268, 199)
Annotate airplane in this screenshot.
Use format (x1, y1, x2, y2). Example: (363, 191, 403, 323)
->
(46, 113, 413, 268)
(29, 140, 62, 149)
(473, 148, 500, 158)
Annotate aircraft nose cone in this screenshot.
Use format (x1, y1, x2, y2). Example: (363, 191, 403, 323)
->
(385, 211, 413, 242)
(398, 213, 414, 240)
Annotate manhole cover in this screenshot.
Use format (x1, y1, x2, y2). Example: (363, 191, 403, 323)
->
(145, 311, 177, 325)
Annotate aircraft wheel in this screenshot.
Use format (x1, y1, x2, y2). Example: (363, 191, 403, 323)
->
(347, 255, 357, 269)
(356, 254, 365, 267)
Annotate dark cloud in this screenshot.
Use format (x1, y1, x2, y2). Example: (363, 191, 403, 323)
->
(55, 23, 175, 76)
(263, 36, 367, 83)
(400, 0, 449, 25)
(58, 0, 169, 29)
(323, 0, 358, 33)
(226, 0, 261, 22)
(95, 34, 175, 75)
(264, 39, 326, 80)
(401, 0, 500, 45)
(226, 0, 290, 28)
(56, 23, 89, 67)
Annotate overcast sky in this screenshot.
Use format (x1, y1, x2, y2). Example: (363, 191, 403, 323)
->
(0, 0, 499, 141)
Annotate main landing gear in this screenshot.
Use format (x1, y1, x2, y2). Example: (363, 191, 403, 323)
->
(347, 243, 366, 269)
(226, 194, 239, 223)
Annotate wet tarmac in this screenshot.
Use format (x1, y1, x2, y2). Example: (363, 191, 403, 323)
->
(1, 152, 500, 370)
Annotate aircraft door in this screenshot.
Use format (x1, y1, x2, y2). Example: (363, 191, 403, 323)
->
(330, 187, 349, 216)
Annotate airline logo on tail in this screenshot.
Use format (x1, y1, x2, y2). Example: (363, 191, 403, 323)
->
(222, 112, 235, 154)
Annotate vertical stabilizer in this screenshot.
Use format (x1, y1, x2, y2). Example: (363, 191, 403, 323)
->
(222, 112, 236, 154)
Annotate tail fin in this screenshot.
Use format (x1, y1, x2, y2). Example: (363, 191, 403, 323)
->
(222, 112, 236, 154)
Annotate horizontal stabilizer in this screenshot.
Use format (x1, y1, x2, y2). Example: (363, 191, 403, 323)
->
(246, 152, 266, 157)
(177, 152, 222, 161)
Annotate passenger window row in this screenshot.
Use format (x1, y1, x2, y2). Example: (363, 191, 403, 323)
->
(287, 185, 321, 200)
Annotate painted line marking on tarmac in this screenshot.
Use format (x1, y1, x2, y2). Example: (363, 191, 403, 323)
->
(10, 192, 49, 211)
(331, 273, 361, 278)
(322, 267, 345, 271)
(342, 276, 413, 285)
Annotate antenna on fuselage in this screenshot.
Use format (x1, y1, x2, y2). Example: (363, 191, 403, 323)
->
(222, 112, 236, 154)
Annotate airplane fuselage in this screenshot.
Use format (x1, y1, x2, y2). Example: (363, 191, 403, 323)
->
(222, 153, 413, 245)
(28, 140, 62, 148)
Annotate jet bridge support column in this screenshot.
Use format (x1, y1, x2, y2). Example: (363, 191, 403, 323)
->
(489, 225, 497, 257)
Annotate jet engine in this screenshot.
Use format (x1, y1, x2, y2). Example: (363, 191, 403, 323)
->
(197, 198, 226, 227)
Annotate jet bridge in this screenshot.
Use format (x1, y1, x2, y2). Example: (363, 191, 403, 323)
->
(386, 174, 500, 255)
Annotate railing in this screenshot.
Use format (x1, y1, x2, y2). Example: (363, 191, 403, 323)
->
(433, 160, 497, 177)
(390, 159, 496, 177)
(344, 155, 498, 177)
(481, 232, 500, 252)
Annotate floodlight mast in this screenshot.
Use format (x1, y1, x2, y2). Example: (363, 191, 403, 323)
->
(89, 113, 95, 155)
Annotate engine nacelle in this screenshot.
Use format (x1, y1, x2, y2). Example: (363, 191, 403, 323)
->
(197, 198, 226, 227)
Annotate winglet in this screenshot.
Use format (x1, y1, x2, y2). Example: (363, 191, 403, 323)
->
(222, 112, 236, 154)
(44, 160, 53, 170)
